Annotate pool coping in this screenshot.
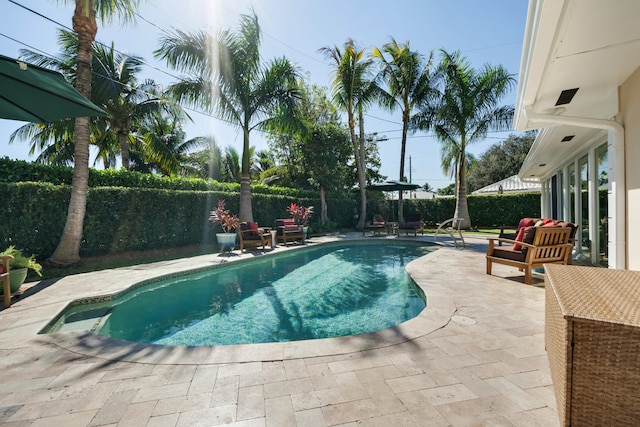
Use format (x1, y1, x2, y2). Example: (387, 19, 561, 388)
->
(1, 235, 456, 365)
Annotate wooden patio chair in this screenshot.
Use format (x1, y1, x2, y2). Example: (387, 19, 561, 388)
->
(1, 254, 13, 308)
(237, 222, 272, 251)
(486, 226, 574, 285)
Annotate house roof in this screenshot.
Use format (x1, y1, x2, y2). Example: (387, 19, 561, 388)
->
(514, 0, 640, 179)
(472, 175, 540, 195)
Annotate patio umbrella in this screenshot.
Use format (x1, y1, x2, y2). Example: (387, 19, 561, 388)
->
(0, 54, 106, 123)
(367, 180, 421, 222)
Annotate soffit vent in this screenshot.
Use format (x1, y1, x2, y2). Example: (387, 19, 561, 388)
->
(555, 88, 579, 106)
(561, 135, 575, 142)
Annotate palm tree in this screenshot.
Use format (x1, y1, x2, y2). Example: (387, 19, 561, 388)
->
(91, 46, 165, 170)
(413, 50, 515, 229)
(138, 112, 206, 176)
(372, 39, 440, 224)
(48, 0, 139, 266)
(185, 137, 224, 180)
(155, 12, 301, 222)
(319, 39, 375, 230)
(15, 28, 185, 172)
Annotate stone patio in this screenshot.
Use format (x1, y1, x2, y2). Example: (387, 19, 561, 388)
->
(0, 234, 559, 426)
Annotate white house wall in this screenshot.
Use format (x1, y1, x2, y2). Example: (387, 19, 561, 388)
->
(619, 65, 640, 270)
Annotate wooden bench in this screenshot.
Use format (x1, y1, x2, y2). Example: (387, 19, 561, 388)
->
(486, 226, 573, 285)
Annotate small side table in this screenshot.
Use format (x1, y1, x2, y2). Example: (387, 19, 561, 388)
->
(269, 230, 277, 247)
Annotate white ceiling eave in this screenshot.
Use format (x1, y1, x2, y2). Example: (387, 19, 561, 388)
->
(519, 125, 606, 181)
(515, 0, 640, 178)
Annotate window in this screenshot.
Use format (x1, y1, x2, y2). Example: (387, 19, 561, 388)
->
(596, 144, 608, 266)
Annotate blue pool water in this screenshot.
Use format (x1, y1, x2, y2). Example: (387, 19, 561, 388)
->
(47, 241, 433, 346)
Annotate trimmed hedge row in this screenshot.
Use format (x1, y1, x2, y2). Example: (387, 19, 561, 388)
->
(0, 157, 316, 198)
(0, 182, 358, 259)
(402, 192, 541, 228)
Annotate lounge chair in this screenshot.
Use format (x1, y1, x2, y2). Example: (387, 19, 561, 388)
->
(275, 219, 305, 245)
(363, 214, 386, 236)
(237, 222, 271, 251)
(397, 213, 424, 236)
(486, 225, 574, 285)
(1, 254, 12, 308)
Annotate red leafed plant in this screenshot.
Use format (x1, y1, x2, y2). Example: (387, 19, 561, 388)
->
(287, 203, 314, 225)
(209, 200, 240, 233)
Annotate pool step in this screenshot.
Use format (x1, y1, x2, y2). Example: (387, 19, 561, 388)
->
(56, 307, 112, 333)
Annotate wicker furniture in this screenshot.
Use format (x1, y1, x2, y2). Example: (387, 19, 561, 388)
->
(486, 226, 573, 285)
(1, 254, 12, 308)
(545, 264, 640, 426)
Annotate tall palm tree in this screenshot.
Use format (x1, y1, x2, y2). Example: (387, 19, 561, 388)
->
(91, 46, 165, 170)
(413, 50, 515, 228)
(319, 39, 375, 230)
(49, 0, 139, 266)
(15, 28, 182, 171)
(155, 12, 301, 222)
(372, 39, 439, 223)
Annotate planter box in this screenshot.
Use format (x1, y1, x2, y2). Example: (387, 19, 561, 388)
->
(545, 264, 640, 426)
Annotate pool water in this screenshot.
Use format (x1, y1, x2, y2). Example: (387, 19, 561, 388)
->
(47, 241, 433, 346)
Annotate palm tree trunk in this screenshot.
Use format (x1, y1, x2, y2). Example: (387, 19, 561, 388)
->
(398, 111, 409, 224)
(454, 149, 471, 229)
(48, 0, 97, 266)
(320, 186, 328, 223)
(357, 109, 367, 230)
(348, 110, 365, 230)
(239, 125, 253, 222)
(118, 132, 130, 170)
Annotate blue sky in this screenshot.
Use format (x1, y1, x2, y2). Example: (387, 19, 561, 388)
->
(0, 0, 529, 190)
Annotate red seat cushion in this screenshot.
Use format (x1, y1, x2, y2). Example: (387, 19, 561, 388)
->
(513, 227, 527, 250)
(283, 219, 295, 226)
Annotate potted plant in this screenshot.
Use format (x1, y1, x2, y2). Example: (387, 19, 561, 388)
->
(0, 246, 43, 294)
(288, 203, 314, 238)
(209, 199, 240, 252)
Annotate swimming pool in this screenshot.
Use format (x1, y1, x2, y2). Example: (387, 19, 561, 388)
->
(44, 241, 434, 346)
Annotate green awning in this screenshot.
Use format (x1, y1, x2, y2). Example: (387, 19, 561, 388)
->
(0, 54, 106, 123)
(367, 180, 420, 192)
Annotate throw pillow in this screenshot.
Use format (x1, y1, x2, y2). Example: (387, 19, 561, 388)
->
(513, 227, 527, 251)
(518, 218, 535, 230)
(249, 222, 259, 235)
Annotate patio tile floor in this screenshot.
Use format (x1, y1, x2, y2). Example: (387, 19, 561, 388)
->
(0, 234, 559, 426)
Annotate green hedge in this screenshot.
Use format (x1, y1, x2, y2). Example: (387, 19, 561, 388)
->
(0, 157, 316, 198)
(0, 182, 357, 259)
(401, 192, 541, 228)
